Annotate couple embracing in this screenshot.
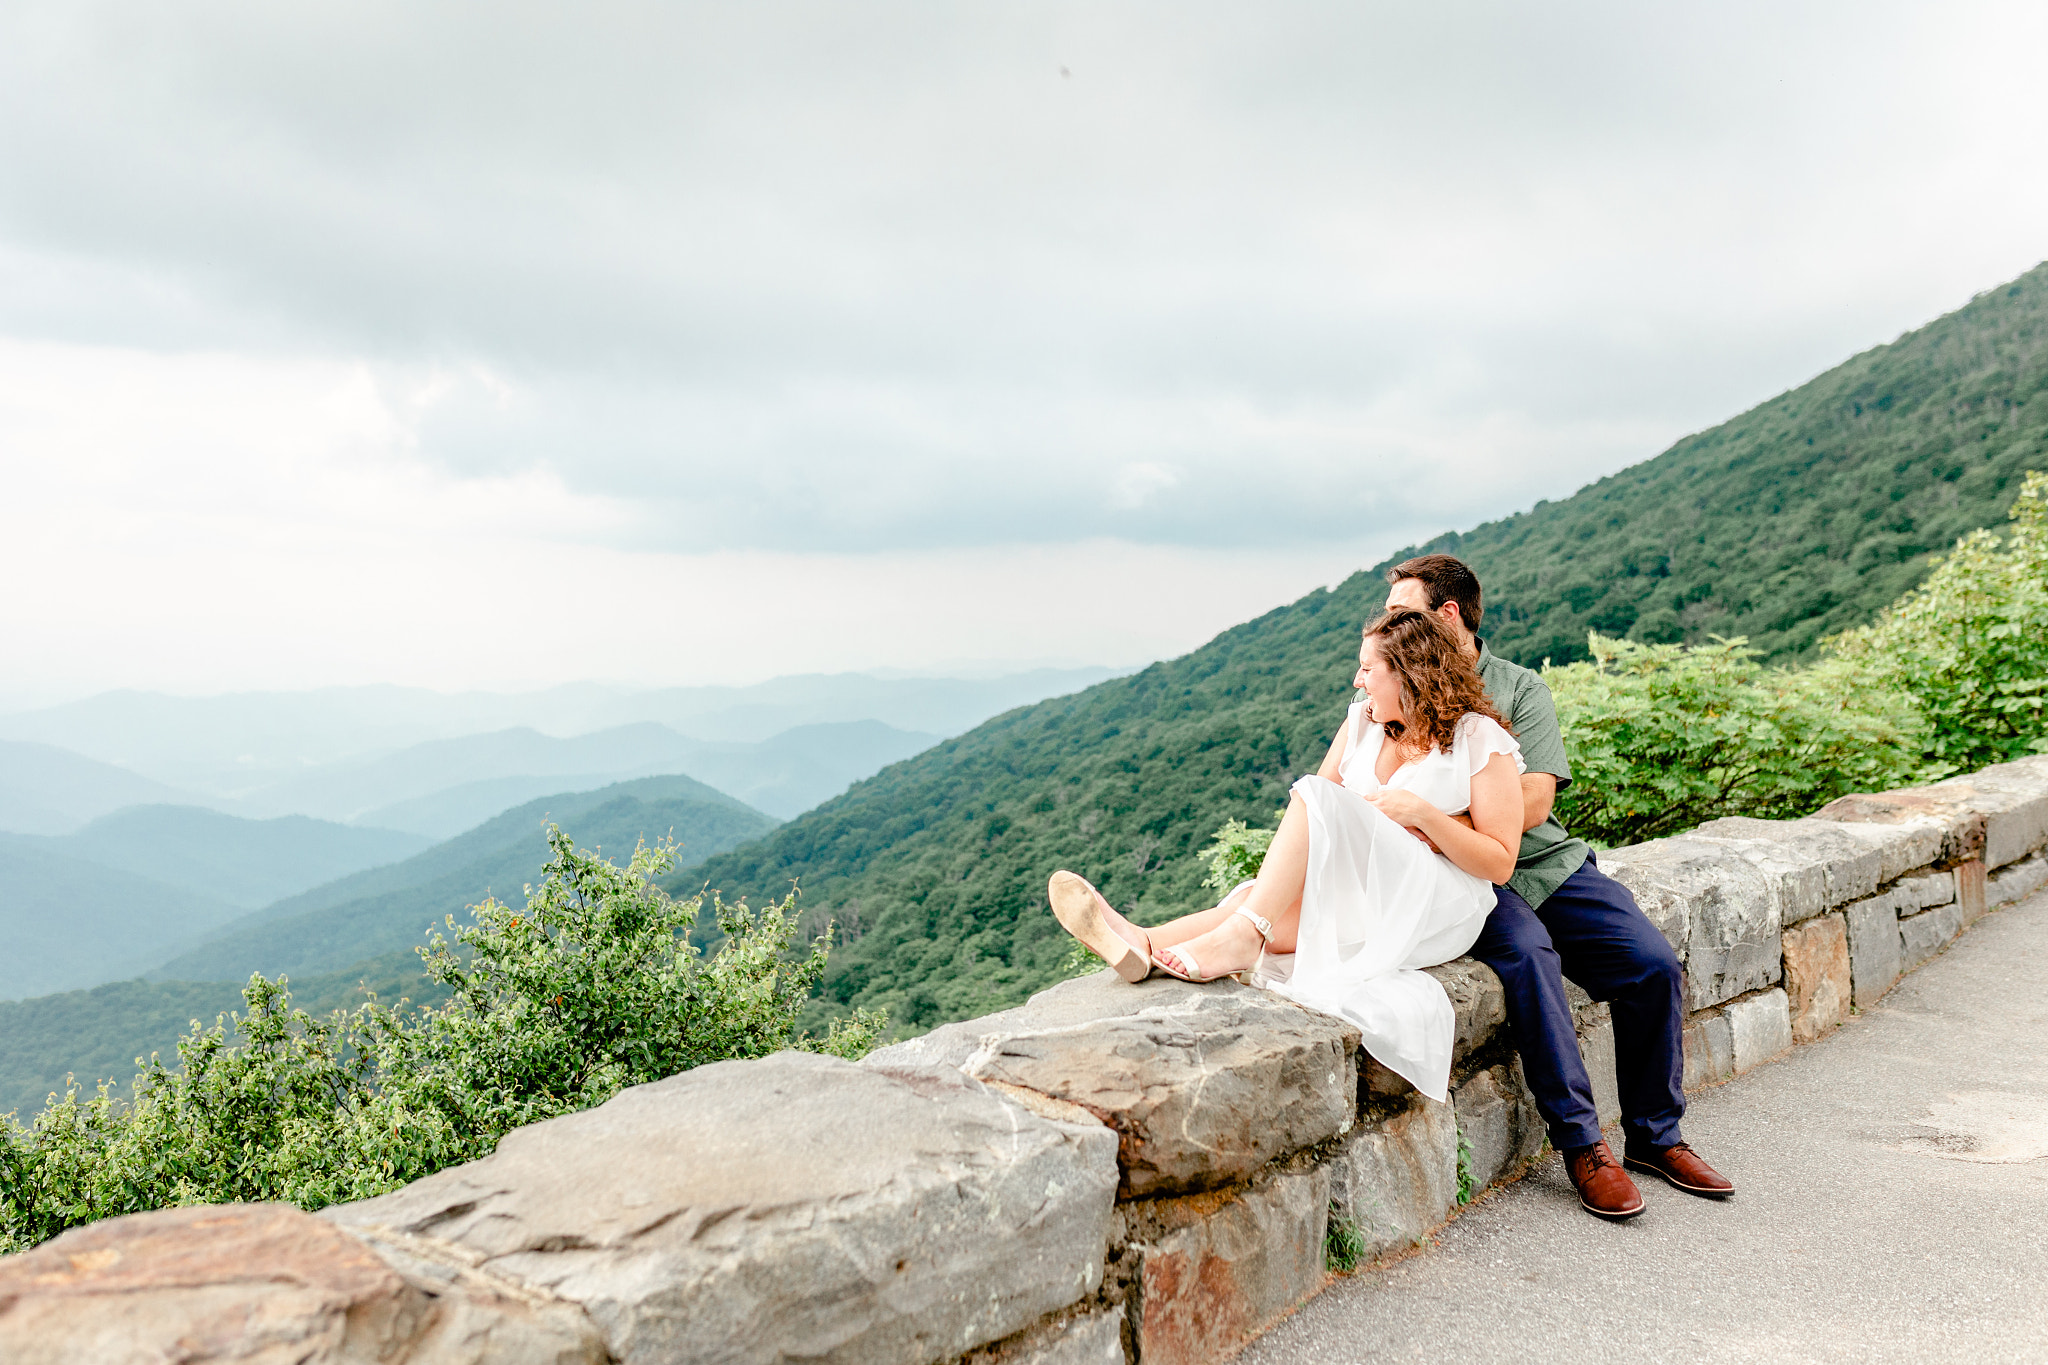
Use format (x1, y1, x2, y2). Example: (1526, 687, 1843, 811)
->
(1048, 554, 1731, 1221)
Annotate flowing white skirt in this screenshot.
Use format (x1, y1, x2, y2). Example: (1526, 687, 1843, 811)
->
(1253, 775, 1495, 1102)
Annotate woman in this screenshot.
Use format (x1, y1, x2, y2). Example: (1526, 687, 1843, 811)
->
(1047, 607, 1525, 1102)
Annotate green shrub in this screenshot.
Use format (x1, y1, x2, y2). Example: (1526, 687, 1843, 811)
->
(1197, 813, 1281, 892)
(0, 828, 882, 1253)
(1832, 470, 2048, 774)
(1545, 636, 1926, 847)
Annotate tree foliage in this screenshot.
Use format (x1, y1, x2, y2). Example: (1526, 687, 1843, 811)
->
(0, 829, 881, 1253)
(1544, 638, 1926, 846)
(1831, 470, 2048, 773)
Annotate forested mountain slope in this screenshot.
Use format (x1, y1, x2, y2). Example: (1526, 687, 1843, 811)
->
(1440, 263, 2048, 665)
(674, 262, 2048, 1033)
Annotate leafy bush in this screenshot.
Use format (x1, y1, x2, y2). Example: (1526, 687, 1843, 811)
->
(1545, 637, 1927, 847)
(1831, 470, 2048, 774)
(1197, 814, 1281, 892)
(0, 829, 882, 1253)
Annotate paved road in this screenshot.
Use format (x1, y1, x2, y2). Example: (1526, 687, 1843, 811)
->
(1243, 889, 2048, 1365)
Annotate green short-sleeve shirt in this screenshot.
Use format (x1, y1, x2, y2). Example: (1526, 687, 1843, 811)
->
(1476, 641, 1590, 909)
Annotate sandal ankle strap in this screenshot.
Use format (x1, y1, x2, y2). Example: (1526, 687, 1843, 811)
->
(1233, 906, 1273, 942)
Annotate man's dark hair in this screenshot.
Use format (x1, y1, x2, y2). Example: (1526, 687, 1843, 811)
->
(1386, 553, 1483, 632)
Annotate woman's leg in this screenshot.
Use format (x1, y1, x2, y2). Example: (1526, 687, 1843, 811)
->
(1153, 792, 1311, 971)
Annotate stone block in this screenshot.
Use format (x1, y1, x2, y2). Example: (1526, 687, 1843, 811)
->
(967, 1309, 1126, 1365)
(1725, 989, 1793, 1074)
(1327, 1093, 1459, 1263)
(1845, 892, 1903, 1009)
(1425, 957, 1508, 1066)
(1899, 903, 1962, 973)
(1452, 1063, 1545, 1192)
(870, 973, 1356, 1200)
(1781, 913, 1850, 1045)
(0, 1203, 604, 1365)
(327, 1052, 1118, 1365)
(1893, 869, 1956, 912)
(1601, 837, 1781, 1008)
(1682, 1009, 1734, 1091)
(1821, 818, 1950, 887)
(1963, 756, 2048, 868)
(1956, 859, 1988, 925)
(1815, 786, 1985, 867)
(1128, 1167, 1329, 1365)
(1687, 816, 1885, 916)
(1989, 852, 2048, 908)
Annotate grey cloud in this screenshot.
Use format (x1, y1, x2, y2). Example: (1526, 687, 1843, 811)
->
(2, 0, 2043, 550)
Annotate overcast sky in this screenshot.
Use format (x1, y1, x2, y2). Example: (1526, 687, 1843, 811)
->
(2, 0, 2044, 705)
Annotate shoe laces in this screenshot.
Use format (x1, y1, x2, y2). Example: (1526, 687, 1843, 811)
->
(1572, 1144, 1618, 1176)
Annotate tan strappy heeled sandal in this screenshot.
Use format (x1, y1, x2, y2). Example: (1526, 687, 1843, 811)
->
(1152, 906, 1272, 983)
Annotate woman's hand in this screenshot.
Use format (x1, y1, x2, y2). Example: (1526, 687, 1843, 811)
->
(1361, 787, 1435, 828)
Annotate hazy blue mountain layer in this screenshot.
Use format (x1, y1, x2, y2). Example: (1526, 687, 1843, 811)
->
(0, 668, 1114, 796)
(645, 721, 941, 820)
(670, 261, 2048, 1033)
(43, 805, 428, 909)
(150, 775, 776, 983)
(298, 720, 940, 832)
(0, 740, 206, 836)
(0, 836, 231, 999)
(240, 723, 704, 823)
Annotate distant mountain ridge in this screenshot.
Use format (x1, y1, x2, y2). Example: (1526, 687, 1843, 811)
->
(0, 668, 1116, 796)
(0, 740, 205, 836)
(241, 720, 940, 828)
(672, 259, 2048, 1033)
(0, 808, 428, 1000)
(152, 773, 777, 983)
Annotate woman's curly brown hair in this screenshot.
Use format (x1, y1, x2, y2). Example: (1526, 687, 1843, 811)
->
(1362, 608, 1510, 754)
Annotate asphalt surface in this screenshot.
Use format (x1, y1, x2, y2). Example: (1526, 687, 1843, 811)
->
(1242, 888, 2048, 1365)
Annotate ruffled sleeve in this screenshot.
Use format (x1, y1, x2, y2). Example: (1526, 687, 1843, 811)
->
(1456, 712, 1526, 778)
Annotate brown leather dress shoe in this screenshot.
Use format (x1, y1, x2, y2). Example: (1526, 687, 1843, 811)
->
(1564, 1140, 1644, 1220)
(1625, 1141, 1734, 1197)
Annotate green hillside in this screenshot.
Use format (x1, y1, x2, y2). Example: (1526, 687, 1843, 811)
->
(151, 774, 775, 982)
(1439, 264, 2048, 665)
(672, 262, 2048, 1032)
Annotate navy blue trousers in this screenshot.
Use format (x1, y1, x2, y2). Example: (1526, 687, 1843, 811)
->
(1467, 854, 1686, 1152)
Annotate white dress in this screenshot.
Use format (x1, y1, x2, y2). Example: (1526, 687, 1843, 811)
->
(1253, 707, 1523, 1103)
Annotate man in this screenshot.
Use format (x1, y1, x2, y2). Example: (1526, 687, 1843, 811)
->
(1383, 554, 1733, 1220)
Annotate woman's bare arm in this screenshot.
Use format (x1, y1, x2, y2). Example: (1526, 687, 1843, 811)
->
(1314, 717, 1349, 783)
(1362, 752, 1520, 884)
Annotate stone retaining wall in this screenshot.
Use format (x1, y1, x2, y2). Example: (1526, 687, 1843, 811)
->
(7, 755, 2048, 1365)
